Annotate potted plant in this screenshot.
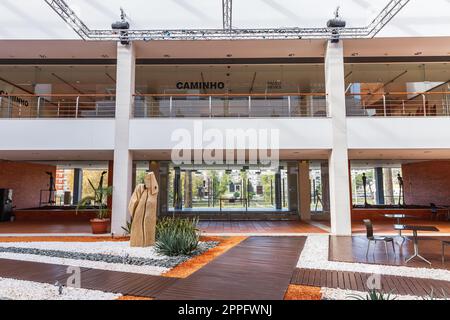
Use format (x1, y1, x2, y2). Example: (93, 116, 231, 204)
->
(77, 172, 113, 234)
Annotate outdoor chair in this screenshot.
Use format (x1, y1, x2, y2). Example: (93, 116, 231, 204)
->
(363, 219, 396, 257)
(442, 241, 450, 264)
(430, 203, 446, 221)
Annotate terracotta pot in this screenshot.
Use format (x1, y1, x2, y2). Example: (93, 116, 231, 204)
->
(90, 218, 110, 234)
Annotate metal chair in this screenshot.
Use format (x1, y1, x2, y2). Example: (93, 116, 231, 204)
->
(363, 219, 396, 257)
(442, 241, 450, 264)
(430, 203, 447, 221)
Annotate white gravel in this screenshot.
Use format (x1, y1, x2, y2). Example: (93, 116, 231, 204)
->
(0, 241, 177, 275)
(0, 277, 121, 300)
(0, 252, 169, 275)
(0, 241, 168, 260)
(320, 287, 442, 301)
(297, 235, 450, 282)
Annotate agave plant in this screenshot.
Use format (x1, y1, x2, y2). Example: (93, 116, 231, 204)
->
(76, 171, 112, 220)
(347, 289, 396, 300)
(423, 288, 448, 300)
(155, 217, 200, 256)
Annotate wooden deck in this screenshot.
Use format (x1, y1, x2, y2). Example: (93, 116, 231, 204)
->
(156, 237, 306, 300)
(291, 268, 450, 298)
(198, 221, 327, 234)
(329, 236, 450, 270)
(0, 259, 177, 297)
(0, 220, 326, 234)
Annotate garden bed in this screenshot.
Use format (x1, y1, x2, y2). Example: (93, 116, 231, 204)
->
(0, 240, 218, 275)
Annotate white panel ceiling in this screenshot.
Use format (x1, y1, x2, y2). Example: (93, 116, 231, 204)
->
(0, 0, 449, 40)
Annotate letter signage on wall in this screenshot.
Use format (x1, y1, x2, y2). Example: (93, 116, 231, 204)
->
(176, 82, 225, 90)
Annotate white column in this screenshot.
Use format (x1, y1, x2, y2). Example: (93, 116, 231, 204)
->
(111, 43, 135, 235)
(325, 41, 352, 236)
(298, 161, 311, 221)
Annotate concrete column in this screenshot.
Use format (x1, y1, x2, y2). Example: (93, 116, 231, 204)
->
(383, 168, 394, 205)
(72, 168, 83, 205)
(326, 41, 352, 236)
(111, 43, 135, 235)
(274, 170, 282, 210)
(375, 167, 385, 205)
(298, 161, 311, 221)
(184, 170, 193, 208)
(320, 162, 330, 212)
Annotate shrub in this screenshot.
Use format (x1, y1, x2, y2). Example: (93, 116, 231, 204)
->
(155, 217, 200, 256)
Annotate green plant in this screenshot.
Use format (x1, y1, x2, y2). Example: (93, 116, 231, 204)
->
(423, 288, 448, 300)
(121, 219, 133, 235)
(155, 217, 200, 256)
(347, 289, 396, 300)
(76, 173, 113, 220)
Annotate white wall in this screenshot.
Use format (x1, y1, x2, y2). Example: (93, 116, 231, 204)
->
(129, 118, 333, 150)
(347, 118, 450, 150)
(0, 119, 115, 150)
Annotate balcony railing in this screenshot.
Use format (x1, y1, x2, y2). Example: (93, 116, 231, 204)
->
(346, 91, 450, 117)
(0, 94, 116, 119)
(133, 93, 328, 118)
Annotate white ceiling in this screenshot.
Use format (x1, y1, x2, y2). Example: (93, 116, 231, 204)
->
(0, 0, 449, 39)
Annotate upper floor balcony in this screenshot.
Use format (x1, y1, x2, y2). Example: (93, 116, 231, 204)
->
(346, 91, 450, 117)
(2, 91, 449, 120)
(0, 94, 116, 119)
(132, 93, 328, 118)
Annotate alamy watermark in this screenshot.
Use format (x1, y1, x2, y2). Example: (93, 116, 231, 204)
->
(170, 121, 280, 168)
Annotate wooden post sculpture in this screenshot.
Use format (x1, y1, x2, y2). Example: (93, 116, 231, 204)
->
(128, 172, 159, 247)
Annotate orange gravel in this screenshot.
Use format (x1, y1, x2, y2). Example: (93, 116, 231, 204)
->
(162, 236, 247, 278)
(284, 285, 322, 300)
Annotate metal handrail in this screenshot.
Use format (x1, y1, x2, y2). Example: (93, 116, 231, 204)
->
(346, 91, 450, 117)
(133, 93, 328, 118)
(0, 94, 116, 119)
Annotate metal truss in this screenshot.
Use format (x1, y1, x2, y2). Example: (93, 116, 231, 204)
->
(44, 0, 410, 41)
(222, 0, 232, 30)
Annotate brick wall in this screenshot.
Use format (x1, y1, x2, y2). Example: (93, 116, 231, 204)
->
(402, 160, 450, 206)
(0, 161, 57, 209)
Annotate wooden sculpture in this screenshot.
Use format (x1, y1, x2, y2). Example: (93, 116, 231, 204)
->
(128, 172, 159, 247)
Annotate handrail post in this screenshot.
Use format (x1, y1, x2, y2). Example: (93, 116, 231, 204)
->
(75, 96, 80, 118)
(288, 96, 291, 117)
(402, 100, 405, 115)
(248, 96, 252, 117)
(169, 96, 173, 117)
(7, 96, 12, 118)
(57, 101, 60, 118)
(209, 96, 212, 118)
(382, 95, 387, 117)
(422, 94, 427, 116)
(36, 97, 41, 118)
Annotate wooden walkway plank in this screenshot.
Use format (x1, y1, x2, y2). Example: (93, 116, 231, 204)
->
(156, 236, 306, 300)
(291, 268, 450, 298)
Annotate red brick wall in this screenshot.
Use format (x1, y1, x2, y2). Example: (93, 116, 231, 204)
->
(402, 160, 450, 206)
(0, 161, 57, 209)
